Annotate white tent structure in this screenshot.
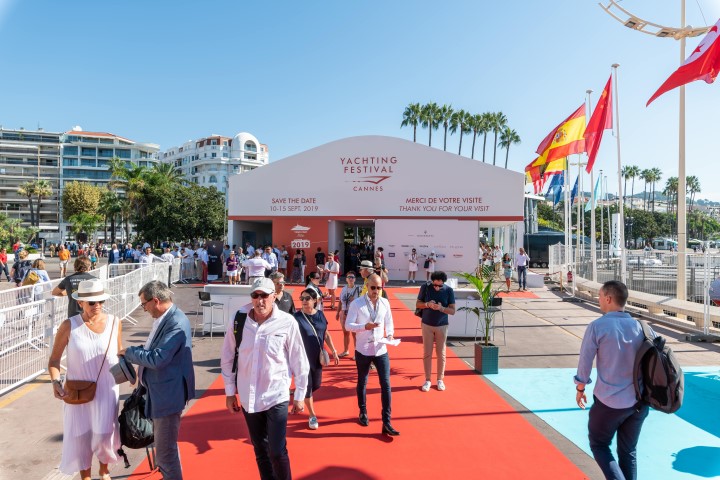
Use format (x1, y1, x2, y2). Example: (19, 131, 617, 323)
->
(227, 135, 525, 280)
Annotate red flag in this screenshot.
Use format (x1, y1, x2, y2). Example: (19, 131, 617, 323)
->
(647, 19, 720, 106)
(534, 105, 586, 163)
(584, 75, 613, 173)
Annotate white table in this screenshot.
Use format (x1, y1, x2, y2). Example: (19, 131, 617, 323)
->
(201, 285, 253, 334)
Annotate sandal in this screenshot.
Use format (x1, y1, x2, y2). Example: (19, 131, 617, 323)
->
(100, 474, 112, 480)
(338, 352, 349, 358)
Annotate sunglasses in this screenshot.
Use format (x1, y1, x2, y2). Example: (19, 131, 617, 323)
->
(88, 300, 105, 306)
(299, 296, 313, 301)
(250, 292, 271, 299)
(432, 283, 444, 289)
(368, 285, 382, 291)
(140, 299, 152, 308)
(346, 276, 356, 279)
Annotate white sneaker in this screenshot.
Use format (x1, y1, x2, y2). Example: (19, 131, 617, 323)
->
(421, 381, 431, 392)
(437, 380, 446, 391)
(309, 416, 319, 430)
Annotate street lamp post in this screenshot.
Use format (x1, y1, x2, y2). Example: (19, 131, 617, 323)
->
(600, 0, 710, 301)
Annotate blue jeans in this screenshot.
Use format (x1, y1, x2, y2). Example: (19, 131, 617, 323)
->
(153, 413, 183, 480)
(356, 352, 392, 426)
(517, 266, 527, 289)
(588, 396, 649, 480)
(243, 402, 291, 480)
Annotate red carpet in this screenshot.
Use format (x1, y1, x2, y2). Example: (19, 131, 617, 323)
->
(129, 288, 587, 479)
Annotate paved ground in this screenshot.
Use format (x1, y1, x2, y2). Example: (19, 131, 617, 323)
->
(0, 259, 718, 479)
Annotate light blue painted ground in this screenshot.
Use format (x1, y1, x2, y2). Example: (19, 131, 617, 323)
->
(487, 367, 720, 479)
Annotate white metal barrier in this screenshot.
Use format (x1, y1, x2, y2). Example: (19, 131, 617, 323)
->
(0, 262, 171, 396)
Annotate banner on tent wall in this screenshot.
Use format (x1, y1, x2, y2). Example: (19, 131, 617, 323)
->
(375, 219, 479, 281)
(272, 218, 329, 277)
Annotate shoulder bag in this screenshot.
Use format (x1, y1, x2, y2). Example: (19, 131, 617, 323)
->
(64, 315, 116, 405)
(414, 282, 429, 318)
(302, 312, 330, 366)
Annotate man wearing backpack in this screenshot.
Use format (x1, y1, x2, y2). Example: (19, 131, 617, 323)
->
(575, 280, 652, 480)
(11, 249, 32, 287)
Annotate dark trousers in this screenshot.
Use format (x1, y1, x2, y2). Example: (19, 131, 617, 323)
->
(517, 265, 527, 289)
(243, 402, 291, 480)
(0, 263, 8, 280)
(356, 351, 392, 426)
(588, 396, 649, 480)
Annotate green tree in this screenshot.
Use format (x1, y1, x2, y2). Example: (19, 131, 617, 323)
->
(61, 181, 102, 220)
(469, 114, 484, 160)
(420, 102, 440, 147)
(490, 112, 508, 166)
(640, 169, 652, 210)
(401, 103, 422, 142)
(498, 126, 521, 169)
(0, 213, 38, 248)
(449, 109, 471, 156)
(33, 179, 53, 227)
(98, 189, 123, 243)
(687, 175, 701, 210)
(17, 181, 36, 227)
(649, 167, 662, 212)
(152, 162, 186, 185)
(68, 213, 103, 242)
(439, 104, 453, 151)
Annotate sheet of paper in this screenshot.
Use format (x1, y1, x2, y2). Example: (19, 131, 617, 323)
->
(378, 338, 401, 346)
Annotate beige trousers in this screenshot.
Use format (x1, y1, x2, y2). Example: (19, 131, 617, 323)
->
(422, 323, 448, 381)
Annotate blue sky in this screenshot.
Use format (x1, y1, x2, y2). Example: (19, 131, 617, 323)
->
(2, 1, 720, 199)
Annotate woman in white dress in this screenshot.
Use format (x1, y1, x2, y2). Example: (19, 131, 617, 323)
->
(48, 279, 121, 480)
(323, 253, 340, 309)
(407, 248, 418, 283)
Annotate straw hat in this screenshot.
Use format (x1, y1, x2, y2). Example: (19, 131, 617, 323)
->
(71, 279, 110, 302)
(110, 355, 137, 385)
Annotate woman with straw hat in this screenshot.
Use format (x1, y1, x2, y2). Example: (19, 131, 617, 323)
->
(48, 279, 122, 480)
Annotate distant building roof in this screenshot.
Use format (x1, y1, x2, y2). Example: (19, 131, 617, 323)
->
(64, 131, 134, 143)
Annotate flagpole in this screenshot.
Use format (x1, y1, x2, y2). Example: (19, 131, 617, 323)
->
(587, 89, 598, 282)
(600, 168, 604, 265)
(677, 0, 688, 302)
(564, 162, 572, 295)
(576, 156, 582, 284)
(612, 63, 626, 283)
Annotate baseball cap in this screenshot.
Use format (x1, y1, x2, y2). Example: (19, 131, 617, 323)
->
(252, 277, 275, 294)
(360, 260, 374, 269)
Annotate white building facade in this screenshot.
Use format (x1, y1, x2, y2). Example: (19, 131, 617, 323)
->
(160, 132, 268, 200)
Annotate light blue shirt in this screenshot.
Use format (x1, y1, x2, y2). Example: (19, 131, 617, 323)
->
(574, 311, 650, 409)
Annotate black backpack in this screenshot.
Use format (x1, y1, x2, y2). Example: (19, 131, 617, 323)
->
(633, 321, 684, 413)
(13, 260, 32, 284)
(117, 386, 154, 467)
(232, 311, 248, 375)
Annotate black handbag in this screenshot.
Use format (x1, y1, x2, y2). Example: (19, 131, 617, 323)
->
(423, 259, 431, 268)
(414, 283, 429, 318)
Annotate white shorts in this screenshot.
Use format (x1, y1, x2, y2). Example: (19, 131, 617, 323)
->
(228, 270, 238, 277)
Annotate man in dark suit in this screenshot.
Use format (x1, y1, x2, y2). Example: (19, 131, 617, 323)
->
(121, 280, 195, 480)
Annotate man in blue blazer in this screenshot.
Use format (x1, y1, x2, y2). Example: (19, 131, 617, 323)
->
(122, 280, 195, 480)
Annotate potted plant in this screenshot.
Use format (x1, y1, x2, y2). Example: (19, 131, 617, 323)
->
(456, 271, 500, 374)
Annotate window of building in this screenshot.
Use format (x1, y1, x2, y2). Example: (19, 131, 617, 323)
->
(115, 149, 131, 159)
(99, 138, 114, 144)
(222, 152, 229, 158)
(139, 161, 148, 167)
(244, 153, 257, 160)
(97, 160, 110, 169)
(211, 153, 217, 158)
(81, 147, 96, 156)
(244, 141, 257, 152)
(204, 153, 207, 158)
(81, 159, 96, 167)
(64, 169, 111, 180)
(63, 158, 78, 166)
(98, 148, 113, 158)
(64, 146, 78, 155)
(81, 137, 99, 144)
(223, 141, 228, 146)
(209, 175, 217, 183)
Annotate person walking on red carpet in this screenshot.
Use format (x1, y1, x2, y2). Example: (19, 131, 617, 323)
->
(220, 278, 309, 480)
(575, 280, 652, 480)
(346, 274, 400, 436)
(415, 271, 456, 392)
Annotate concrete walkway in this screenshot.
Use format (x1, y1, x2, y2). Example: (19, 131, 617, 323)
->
(0, 270, 718, 479)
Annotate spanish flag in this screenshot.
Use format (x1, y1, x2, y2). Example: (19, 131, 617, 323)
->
(535, 104, 587, 163)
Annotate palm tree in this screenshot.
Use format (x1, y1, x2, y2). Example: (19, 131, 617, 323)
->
(68, 213, 102, 243)
(449, 110, 471, 156)
(627, 165, 641, 210)
(99, 189, 123, 243)
(469, 114, 482, 160)
(687, 175, 701, 210)
(420, 102, 441, 147)
(439, 104, 453, 151)
(640, 169, 652, 210)
(109, 157, 149, 216)
(490, 112, 508, 166)
(664, 176, 678, 214)
(152, 162, 186, 185)
(498, 127, 521, 169)
(480, 112, 494, 163)
(400, 103, 422, 142)
(17, 181, 36, 227)
(649, 167, 662, 212)
(33, 179, 53, 227)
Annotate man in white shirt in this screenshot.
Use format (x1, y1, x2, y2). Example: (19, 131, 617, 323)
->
(245, 243, 255, 257)
(221, 278, 308, 480)
(140, 247, 160, 265)
(492, 245, 503, 278)
(346, 274, 400, 436)
(515, 247, 531, 291)
(160, 247, 175, 263)
(243, 250, 272, 285)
